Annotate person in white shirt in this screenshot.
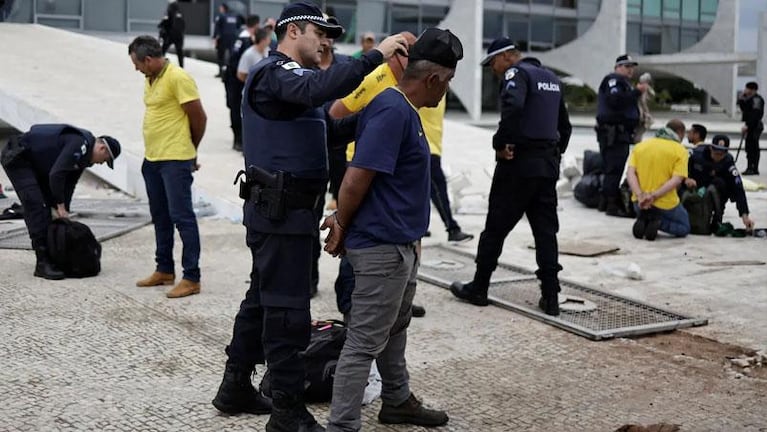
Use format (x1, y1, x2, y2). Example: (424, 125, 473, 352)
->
(237, 28, 271, 82)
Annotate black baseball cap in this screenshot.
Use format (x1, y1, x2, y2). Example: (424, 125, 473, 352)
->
(480, 37, 517, 67)
(97, 135, 121, 169)
(615, 54, 638, 67)
(408, 28, 463, 69)
(276, 1, 343, 39)
(710, 134, 730, 151)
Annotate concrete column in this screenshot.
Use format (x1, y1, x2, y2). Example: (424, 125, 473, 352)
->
(758, 12, 767, 90)
(701, 91, 710, 114)
(439, 0, 483, 121)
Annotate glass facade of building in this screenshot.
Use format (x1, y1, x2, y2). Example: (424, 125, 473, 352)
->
(3, 0, 718, 56)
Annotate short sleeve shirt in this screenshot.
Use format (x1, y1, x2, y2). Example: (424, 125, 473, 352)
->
(628, 136, 689, 210)
(237, 46, 267, 76)
(142, 61, 200, 161)
(345, 87, 431, 249)
(340, 63, 446, 157)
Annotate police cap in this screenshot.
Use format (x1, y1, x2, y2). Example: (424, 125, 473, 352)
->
(407, 28, 463, 69)
(615, 54, 638, 67)
(276, 1, 343, 39)
(710, 134, 730, 152)
(97, 135, 121, 169)
(480, 37, 517, 67)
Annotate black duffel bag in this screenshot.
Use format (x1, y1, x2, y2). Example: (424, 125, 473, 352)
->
(47, 218, 102, 278)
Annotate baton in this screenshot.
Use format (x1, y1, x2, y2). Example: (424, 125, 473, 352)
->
(734, 131, 745, 163)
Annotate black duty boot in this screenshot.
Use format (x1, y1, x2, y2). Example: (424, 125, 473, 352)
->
(447, 229, 474, 243)
(605, 197, 629, 218)
(411, 304, 426, 318)
(212, 362, 272, 415)
(265, 391, 301, 432)
(378, 393, 448, 427)
(297, 404, 325, 432)
(450, 281, 489, 306)
(538, 295, 560, 316)
(34, 247, 65, 280)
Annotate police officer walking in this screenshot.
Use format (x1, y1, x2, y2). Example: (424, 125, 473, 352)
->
(211, 3, 407, 431)
(737, 81, 764, 175)
(213, 3, 244, 77)
(1, 124, 120, 279)
(450, 37, 571, 316)
(596, 54, 648, 216)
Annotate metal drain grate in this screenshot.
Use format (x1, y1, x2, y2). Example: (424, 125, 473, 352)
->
(419, 244, 708, 340)
(0, 217, 150, 250)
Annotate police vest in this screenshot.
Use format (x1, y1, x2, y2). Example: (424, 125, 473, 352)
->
(511, 61, 561, 143)
(219, 13, 240, 39)
(596, 72, 639, 125)
(241, 57, 328, 180)
(24, 124, 94, 155)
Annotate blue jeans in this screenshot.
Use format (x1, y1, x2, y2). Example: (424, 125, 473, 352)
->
(635, 203, 691, 237)
(141, 159, 201, 282)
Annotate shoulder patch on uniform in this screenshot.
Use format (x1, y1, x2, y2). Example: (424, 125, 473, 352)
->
(608, 78, 617, 87)
(80, 143, 87, 154)
(281, 61, 301, 70)
(754, 97, 763, 109)
(505, 68, 517, 81)
(730, 165, 740, 177)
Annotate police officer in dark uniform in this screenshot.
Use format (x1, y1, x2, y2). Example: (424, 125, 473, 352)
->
(0, 124, 120, 279)
(737, 81, 764, 175)
(596, 54, 649, 216)
(158, 1, 185, 68)
(210, 3, 407, 431)
(684, 134, 755, 231)
(213, 3, 244, 77)
(224, 15, 260, 151)
(450, 37, 571, 316)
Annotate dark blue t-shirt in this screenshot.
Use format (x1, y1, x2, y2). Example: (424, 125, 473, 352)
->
(345, 87, 431, 249)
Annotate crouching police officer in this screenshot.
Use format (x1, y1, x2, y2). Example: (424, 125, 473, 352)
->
(450, 37, 571, 316)
(684, 134, 755, 231)
(596, 54, 648, 216)
(211, 2, 408, 431)
(0, 124, 120, 279)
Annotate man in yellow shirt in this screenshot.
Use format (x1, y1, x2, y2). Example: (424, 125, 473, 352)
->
(329, 31, 473, 243)
(128, 35, 208, 298)
(627, 119, 691, 241)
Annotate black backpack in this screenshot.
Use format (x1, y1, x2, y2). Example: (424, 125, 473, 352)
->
(574, 172, 602, 208)
(260, 320, 347, 402)
(47, 219, 102, 278)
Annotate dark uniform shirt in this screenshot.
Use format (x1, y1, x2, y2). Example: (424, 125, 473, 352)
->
(494, 57, 571, 178)
(688, 145, 749, 216)
(738, 93, 765, 129)
(596, 72, 641, 126)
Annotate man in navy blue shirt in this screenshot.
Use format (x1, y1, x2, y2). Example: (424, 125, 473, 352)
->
(1, 124, 120, 279)
(321, 28, 462, 432)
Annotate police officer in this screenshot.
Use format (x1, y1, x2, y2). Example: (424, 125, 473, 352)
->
(450, 37, 572, 316)
(158, 1, 185, 68)
(737, 81, 764, 175)
(210, 3, 407, 431)
(213, 3, 244, 77)
(224, 14, 260, 151)
(685, 134, 755, 231)
(596, 54, 649, 216)
(0, 124, 120, 279)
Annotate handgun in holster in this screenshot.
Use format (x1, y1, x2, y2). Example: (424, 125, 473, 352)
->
(233, 165, 288, 221)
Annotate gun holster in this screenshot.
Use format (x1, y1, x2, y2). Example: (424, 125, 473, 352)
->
(234, 166, 288, 221)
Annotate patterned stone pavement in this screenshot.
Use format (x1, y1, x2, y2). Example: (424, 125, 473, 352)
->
(1, 218, 766, 432)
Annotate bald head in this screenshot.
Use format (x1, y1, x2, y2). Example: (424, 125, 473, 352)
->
(666, 119, 686, 140)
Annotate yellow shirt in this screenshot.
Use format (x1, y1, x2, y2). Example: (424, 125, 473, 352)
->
(340, 63, 445, 159)
(142, 61, 200, 161)
(628, 136, 689, 210)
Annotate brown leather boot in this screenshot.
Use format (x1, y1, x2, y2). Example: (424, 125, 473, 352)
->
(135, 271, 175, 287)
(166, 279, 201, 298)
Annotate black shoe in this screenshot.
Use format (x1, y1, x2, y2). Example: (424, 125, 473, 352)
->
(378, 393, 448, 427)
(265, 391, 302, 432)
(297, 405, 325, 432)
(632, 214, 647, 240)
(423, 230, 431, 237)
(644, 210, 661, 241)
(212, 362, 272, 415)
(411, 304, 426, 318)
(742, 169, 759, 176)
(447, 229, 474, 243)
(33, 248, 65, 280)
(450, 281, 489, 306)
(232, 140, 243, 152)
(538, 296, 560, 316)
(605, 197, 630, 218)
